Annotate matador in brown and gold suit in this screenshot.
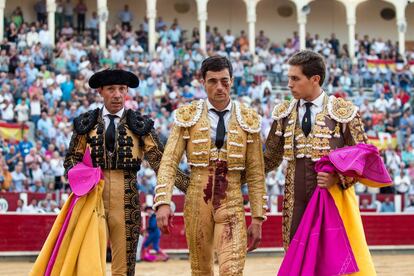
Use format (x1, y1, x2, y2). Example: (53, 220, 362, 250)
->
(64, 69, 188, 276)
(264, 93, 367, 249)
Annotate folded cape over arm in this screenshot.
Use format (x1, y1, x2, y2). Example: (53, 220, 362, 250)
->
(278, 144, 392, 276)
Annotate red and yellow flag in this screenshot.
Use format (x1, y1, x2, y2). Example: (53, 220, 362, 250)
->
(0, 122, 29, 141)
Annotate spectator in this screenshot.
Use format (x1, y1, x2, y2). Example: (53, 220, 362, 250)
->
(0, 163, 12, 192)
(119, 5, 133, 31)
(14, 100, 30, 124)
(10, 162, 28, 192)
(18, 135, 33, 158)
(30, 179, 46, 193)
(404, 195, 414, 212)
(63, 0, 74, 26)
(380, 197, 396, 212)
(75, 0, 87, 33)
(34, 0, 47, 24)
(87, 11, 99, 41)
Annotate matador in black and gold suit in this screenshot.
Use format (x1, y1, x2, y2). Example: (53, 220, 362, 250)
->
(64, 69, 188, 276)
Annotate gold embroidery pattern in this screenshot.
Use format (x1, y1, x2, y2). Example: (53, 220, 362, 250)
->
(63, 130, 87, 176)
(264, 121, 285, 173)
(154, 125, 186, 209)
(174, 100, 204, 127)
(327, 96, 358, 123)
(123, 169, 141, 276)
(282, 108, 297, 161)
(190, 119, 211, 165)
(145, 130, 189, 193)
(282, 160, 296, 249)
(310, 113, 331, 161)
(227, 117, 247, 169)
(235, 102, 261, 133)
(348, 113, 368, 145)
(272, 100, 297, 121)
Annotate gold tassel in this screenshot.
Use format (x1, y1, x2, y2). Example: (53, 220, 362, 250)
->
(275, 120, 283, 136)
(333, 123, 340, 138)
(183, 128, 190, 139)
(247, 133, 254, 143)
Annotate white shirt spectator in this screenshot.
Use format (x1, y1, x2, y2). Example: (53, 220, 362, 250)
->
(14, 103, 30, 123)
(31, 167, 45, 183)
(130, 42, 144, 55)
(149, 60, 164, 76)
(232, 60, 244, 78)
(50, 156, 65, 177)
(26, 30, 39, 47)
(30, 100, 41, 117)
(374, 97, 389, 113)
(224, 33, 235, 49)
(0, 101, 14, 121)
(38, 29, 52, 47)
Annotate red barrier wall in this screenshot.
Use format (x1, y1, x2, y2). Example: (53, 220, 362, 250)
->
(1, 213, 413, 253)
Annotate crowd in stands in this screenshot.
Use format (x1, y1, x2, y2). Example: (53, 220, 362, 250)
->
(1, 2, 414, 213)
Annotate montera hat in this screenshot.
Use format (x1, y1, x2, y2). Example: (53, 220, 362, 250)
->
(88, 69, 139, 89)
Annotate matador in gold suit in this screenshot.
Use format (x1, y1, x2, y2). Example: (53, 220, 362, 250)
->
(64, 70, 188, 276)
(153, 99, 267, 275)
(264, 93, 367, 250)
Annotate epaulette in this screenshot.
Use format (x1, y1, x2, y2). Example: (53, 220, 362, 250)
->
(271, 99, 298, 120)
(73, 108, 100, 134)
(327, 96, 358, 123)
(174, 99, 204, 128)
(234, 101, 262, 133)
(126, 109, 154, 136)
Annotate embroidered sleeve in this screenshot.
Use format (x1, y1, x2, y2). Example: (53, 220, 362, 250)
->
(338, 112, 368, 189)
(63, 127, 88, 177)
(245, 132, 267, 220)
(151, 124, 187, 210)
(143, 129, 189, 195)
(264, 120, 285, 173)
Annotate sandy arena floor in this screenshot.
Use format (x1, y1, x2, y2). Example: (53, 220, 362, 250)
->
(1, 252, 413, 275)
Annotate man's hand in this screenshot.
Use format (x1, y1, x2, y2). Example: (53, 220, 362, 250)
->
(156, 205, 173, 234)
(317, 172, 338, 188)
(247, 218, 263, 252)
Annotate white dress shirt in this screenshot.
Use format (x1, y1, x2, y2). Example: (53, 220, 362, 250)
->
(206, 100, 232, 142)
(298, 91, 325, 127)
(102, 106, 124, 130)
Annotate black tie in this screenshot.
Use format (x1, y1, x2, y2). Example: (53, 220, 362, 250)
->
(212, 110, 228, 149)
(302, 102, 312, 137)
(106, 114, 117, 152)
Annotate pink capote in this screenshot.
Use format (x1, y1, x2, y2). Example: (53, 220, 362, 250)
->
(277, 188, 359, 276)
(278, 144, 392, 276)
(45, 148, 103, 276)
(326, 143, 392, 186)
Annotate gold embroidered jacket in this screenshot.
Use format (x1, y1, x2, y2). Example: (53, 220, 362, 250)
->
(264, 95, 367, 248)
(64, 108, 188, 193)
(153, 100, 268, 219)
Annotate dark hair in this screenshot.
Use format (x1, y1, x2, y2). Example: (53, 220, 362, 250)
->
(200, 55, 233, 80)
(288, 50, 326, 86)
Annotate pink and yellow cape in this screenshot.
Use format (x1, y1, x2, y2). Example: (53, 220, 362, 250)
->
(278, 144, 392, 276)
(30, 149, 107, 276)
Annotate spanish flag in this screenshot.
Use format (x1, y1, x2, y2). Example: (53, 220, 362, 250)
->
(366, 59, 397, 72)
(0, 122, 29, 141)
(367, 134, 398, 150)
